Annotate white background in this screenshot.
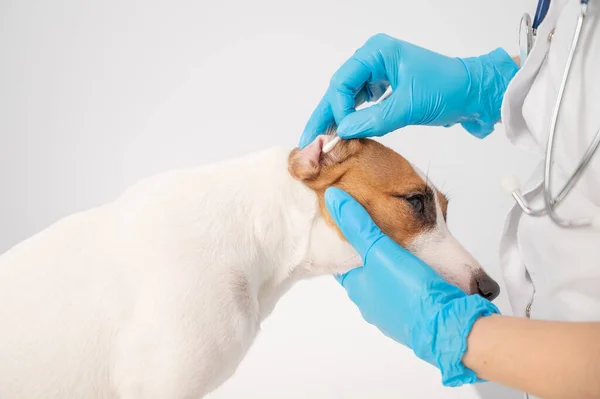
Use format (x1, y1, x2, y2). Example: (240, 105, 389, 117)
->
(1, 0, 538, 397)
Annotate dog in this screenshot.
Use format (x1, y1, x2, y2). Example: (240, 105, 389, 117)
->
(0, 133, 499, 398)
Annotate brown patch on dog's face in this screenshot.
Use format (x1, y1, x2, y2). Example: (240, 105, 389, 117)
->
(288, 133, 501, 301)
(288, 135, 444, 249)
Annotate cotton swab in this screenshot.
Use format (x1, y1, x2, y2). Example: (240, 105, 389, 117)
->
(321, 86, 393, 154)
(322, 136, 341, 154)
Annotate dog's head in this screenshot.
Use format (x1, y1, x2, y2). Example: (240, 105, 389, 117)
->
(288, 133, 499, 300)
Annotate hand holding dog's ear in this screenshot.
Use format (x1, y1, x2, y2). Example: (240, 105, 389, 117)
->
(299, 34, 518, 147)
(324, 187, 500, 387)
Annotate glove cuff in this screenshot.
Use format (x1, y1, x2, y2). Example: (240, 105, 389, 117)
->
(414, 295, 500, 387)
(458, 47, 519, 139)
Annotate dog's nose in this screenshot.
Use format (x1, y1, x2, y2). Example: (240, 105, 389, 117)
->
(475, 275, 501, 301)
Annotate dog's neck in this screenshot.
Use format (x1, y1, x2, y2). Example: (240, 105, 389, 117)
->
(244, 148, 360, 321)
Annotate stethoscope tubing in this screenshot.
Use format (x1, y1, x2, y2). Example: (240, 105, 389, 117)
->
(513, 0, 600, 229)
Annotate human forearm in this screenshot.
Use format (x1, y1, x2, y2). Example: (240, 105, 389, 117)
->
(463, 314, 600, 399)
(326, 188, 600, 393)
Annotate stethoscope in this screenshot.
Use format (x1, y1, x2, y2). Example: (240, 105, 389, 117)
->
(510, 0, 600, 229)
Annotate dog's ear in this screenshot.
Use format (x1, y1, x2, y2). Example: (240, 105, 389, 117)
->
(288, 127, 362, 186)
(288, 135, 331, 181)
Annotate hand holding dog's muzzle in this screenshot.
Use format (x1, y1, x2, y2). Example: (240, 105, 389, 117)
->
(325, 187, 500, 387)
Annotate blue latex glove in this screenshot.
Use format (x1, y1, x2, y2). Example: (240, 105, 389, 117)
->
(299, 34, 518, 147)
(325, 187, 500, 387)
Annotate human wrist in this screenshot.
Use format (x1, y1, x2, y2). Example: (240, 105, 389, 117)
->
(458, 47, 519, 138)
(413, 295, 500, 387)
(461, 313, 502, 375)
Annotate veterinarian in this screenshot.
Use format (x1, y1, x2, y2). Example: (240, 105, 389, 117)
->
(299, 1, 600, 398)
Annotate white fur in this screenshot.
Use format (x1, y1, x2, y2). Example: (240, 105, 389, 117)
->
(406, 164, 483, 293)
(0, 147, 360, 399)
(407, 201, 481, 292)
(0, 146, 488, 398)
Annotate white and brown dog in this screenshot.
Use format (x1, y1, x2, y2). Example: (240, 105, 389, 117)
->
(0, 133, 499, 398)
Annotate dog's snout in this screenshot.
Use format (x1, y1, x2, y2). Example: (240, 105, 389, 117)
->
(474, 274, 500, 301)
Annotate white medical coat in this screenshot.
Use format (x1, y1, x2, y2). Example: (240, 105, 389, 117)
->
(500, 0, 600, 397)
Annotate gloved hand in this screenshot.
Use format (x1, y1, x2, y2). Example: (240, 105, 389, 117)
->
(325, 187, 500, 387)
(299, 34, 518, 147)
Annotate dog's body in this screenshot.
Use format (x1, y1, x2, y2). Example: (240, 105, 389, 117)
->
(0, 137, 499, 398)
(0, 146, 359, 399)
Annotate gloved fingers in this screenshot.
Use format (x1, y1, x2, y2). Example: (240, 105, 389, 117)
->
(343, 80, 391, 125)
(337, 90, 406, 138)
(324, 187, 385, 260)
(325, 189, 453, 289)
(299, 94, 335, 148)
(333, 265, 362, 287)
(459, 120, 495, 139)
(368, 236, 448, 289)
(357, 80, 390, 105)
(300, 78, 391, 149)
(328, 55, 378, 124)
(303, 33, 396, 145)
(332, 267, 371, 315)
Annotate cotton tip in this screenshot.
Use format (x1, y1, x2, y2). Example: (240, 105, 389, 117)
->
(501, 175, 521, 194)
(322, 136, 341, 154)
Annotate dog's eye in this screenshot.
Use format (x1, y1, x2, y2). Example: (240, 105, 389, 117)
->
(407, 195, 424, 214)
